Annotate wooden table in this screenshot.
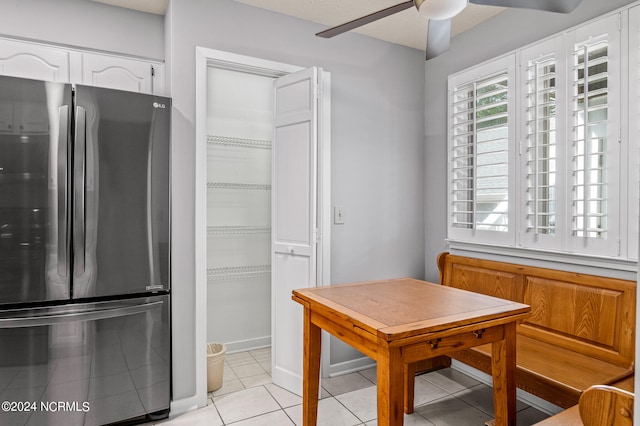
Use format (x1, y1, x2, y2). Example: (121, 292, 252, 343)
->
(292, 278, 531, 426)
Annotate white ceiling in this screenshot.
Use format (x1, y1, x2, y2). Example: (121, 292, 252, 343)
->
(91, 0, 168, 15)
(233, 0, 504, 50)
(90, 0, 504, 51)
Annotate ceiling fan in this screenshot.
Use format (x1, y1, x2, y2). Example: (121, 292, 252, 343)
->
(316, 0, 584, 60)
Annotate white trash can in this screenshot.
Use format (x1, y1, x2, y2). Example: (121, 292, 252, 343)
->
(207, 342, 227, 392)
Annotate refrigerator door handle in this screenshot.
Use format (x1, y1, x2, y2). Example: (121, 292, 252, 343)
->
(0, 300, 163, 328)
(74, 106, 86, 276)
(57, 105, 70, 277)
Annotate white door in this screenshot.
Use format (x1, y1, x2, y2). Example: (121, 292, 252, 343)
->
(271, 67, 328, 396)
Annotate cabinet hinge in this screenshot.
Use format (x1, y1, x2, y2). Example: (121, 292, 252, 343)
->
(313, 228, 321, 243)
(150, 65, 156, 94)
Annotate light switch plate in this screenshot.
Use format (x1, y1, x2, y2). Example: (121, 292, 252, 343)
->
(334, 206, 345, 224)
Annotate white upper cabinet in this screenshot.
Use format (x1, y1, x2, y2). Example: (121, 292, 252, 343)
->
(0, 38, 70, 82)
(0, 37, 164, 95)
(78, 52, 160, 94)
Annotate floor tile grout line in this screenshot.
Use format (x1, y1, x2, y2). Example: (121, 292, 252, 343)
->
(260, 383, 301, 425)
(449, 382, 502, 418)
(212, 397, 226, 425)
(165, 350, 550, 425)
(223, 406, 285, 425)
(215, 382, 297, 426)
(356, 369, 377, 386)
(333, 392, 374, 424)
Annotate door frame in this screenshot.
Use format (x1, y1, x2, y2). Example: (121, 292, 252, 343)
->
(194, 47, 331, 405)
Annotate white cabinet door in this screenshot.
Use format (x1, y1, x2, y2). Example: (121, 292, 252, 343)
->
(0, 38, 70, 82)
(0, 38, 164, 95)
(271, 67, 328, 396)
(80, 53, 157, 94)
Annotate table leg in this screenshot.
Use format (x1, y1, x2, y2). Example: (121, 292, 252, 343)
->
(404, 362, 416, 414)
(302, 306, 321, 426)
(377, 344, 404, 426)
(491, 322, 517, 426)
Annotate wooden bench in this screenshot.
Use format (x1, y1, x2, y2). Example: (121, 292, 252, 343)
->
(435, 252, 636, 409)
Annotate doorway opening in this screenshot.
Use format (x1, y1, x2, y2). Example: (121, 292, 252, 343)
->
(194, 47, 331, 401)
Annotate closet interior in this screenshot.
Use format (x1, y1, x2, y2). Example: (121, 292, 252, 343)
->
(206, 66, 274, 352)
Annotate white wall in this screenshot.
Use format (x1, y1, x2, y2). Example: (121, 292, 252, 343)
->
(0, 0, 164, 59)
(424, 0, 638, 282)
(166, 0, 426, 405)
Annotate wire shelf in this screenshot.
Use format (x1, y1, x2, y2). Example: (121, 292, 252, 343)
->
(207, 226, 271, 236)
(207, 182, 271, 191)
(207, 265, 271, 281)
(207, 135, 272, 150)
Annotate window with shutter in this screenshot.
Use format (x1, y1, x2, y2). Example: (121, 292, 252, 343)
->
(447, 12, 629, 265)
(520, 37, 567, 251)
(526, 55, 558, 235)
(571, 40, 608, 239)
(566, 15, 620, 257)
(448, 56, 515, 245)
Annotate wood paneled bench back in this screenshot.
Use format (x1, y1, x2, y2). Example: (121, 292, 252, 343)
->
(437, 252, 636, 408)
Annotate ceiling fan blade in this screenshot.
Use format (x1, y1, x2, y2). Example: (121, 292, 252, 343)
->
(316, 0, 414, 38)
(426, 18, 451, 60)
(469, 0, 582, 13)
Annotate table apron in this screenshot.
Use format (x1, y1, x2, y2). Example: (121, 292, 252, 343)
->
(310, 310, 379, 359)
(310, 310, 523, 367)
(400, 324, 505, 363)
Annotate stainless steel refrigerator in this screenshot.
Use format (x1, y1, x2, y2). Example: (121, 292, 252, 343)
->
(0, 75, 171, 425)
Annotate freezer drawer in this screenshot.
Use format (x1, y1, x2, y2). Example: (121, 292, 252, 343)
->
(0, 295, 170, 426)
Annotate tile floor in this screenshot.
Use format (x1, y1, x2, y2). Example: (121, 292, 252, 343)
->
(155, 348, 551, 426)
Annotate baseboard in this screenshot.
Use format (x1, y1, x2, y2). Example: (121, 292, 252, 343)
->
(328, 356, 376, 377)
(169, 394, 207, 418)
(222, 336, 271, 354)
(450, 360, 563, 416)
(271, 365, 302, 396)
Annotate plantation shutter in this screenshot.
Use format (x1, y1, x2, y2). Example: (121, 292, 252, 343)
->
(566, 15, 620, 257)
(448, 13, 630, 262)
(448, 55, 516, 245)
(520, 36, 567, 251)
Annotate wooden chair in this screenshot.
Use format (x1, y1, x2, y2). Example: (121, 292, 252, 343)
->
(579, 385, 634, 426)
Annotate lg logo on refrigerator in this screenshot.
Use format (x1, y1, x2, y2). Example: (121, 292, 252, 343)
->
(153, 102, 166, 109)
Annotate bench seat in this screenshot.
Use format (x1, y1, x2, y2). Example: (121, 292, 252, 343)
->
(451, 335, 633, 408)
(435, 252, 636, 409)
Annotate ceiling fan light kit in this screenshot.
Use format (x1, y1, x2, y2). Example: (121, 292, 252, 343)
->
(416, 0, 468, 20)
(316, 0, 584, 60)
